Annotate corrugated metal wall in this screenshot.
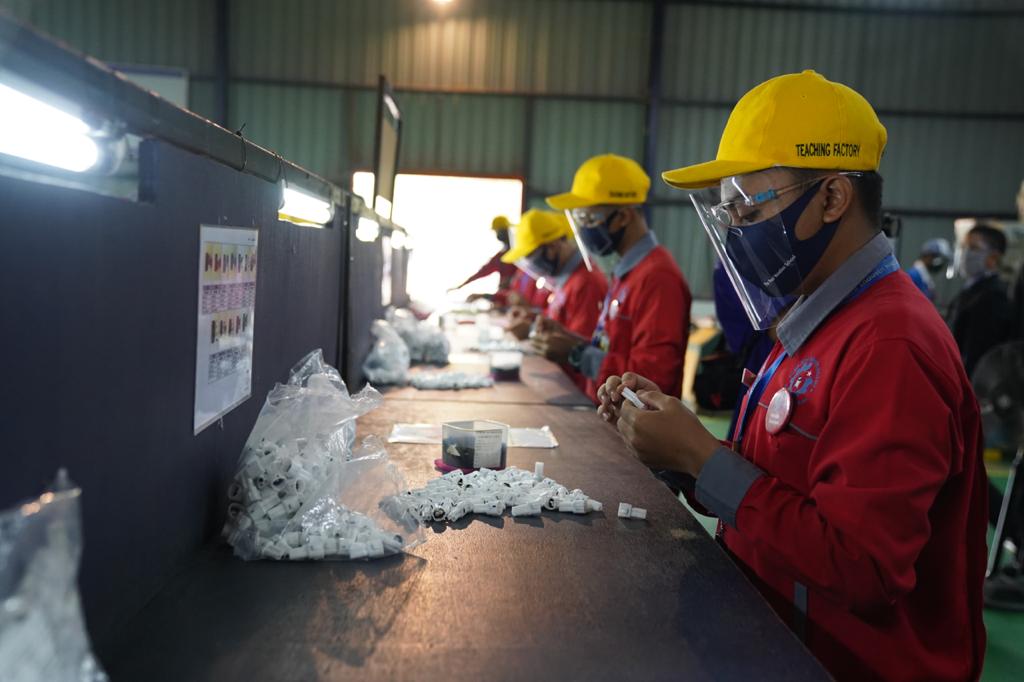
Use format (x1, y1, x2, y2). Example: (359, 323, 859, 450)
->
(4, 0, 1023, 297)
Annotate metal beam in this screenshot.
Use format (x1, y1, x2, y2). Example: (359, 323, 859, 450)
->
(641, 0, 666, 223)
(214, 0, 230, 127)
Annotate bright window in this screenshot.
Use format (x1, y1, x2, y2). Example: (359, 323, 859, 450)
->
(353, 172, 523, 309)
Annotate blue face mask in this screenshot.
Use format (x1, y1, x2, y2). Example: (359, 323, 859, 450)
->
(725, 182, 839, 298)
(578, 209, 625, 257)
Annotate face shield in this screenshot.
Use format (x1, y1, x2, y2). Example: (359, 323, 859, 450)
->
(689, 169, 848, 330)
(565, 205, 629, 271)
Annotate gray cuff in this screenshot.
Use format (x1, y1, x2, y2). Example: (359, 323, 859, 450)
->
(579, 345, 605, 380)
(695, 446, 764, 529)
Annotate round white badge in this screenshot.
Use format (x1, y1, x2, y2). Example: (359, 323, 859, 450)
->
(765, 388, 793, 435)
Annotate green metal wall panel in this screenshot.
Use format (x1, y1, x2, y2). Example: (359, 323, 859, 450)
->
(529, 99, 646, 197)
(653, 104, 731, 199)
(397, 92, 525, 175)
(651, 205, 716, 300)
(1, 0, 214, 73)
(227, 83, 362, 184)
(230, 0, 650, 96)
(662, 2, 1024, 114)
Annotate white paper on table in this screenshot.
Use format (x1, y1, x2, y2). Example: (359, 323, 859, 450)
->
(193, 225, 258, 434)
(388, 423, 559, 448)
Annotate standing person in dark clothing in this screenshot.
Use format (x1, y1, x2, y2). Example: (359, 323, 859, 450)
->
(946, 223, 1013, 378)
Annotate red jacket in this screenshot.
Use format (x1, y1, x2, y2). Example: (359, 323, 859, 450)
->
(509, 270, 552, 309)
(546, 261, 608, 392)
(458, 249, 517, 291)
(588, 245, 691, 401)
(725, 271, 987, 681)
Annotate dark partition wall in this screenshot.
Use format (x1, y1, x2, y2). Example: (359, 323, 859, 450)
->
(0, 139, 347, 642)
(343, 226, 385, 386)
(391, 245, 410, 308)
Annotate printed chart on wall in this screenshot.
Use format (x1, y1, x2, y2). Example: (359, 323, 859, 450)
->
(194, 225, 258, 434)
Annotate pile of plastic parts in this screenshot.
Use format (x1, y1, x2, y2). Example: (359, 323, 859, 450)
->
(409, 371, 494, 390)
(388, 307, 450, 365)
(223, 350, 425, 561)
(382, 463, 603, 524)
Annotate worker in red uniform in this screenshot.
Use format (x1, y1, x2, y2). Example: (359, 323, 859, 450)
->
(448, 215, 519, 305)
(600, 71, 987, 681)
(501, 209, 608, 390)
(532, 154, 692, 403)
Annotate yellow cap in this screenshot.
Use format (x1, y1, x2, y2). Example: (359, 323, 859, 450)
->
(546, 154, 651, 210)
(491, 215, 511, 231)
(501, 210, 573, 263)
(662, 71, 887, 190)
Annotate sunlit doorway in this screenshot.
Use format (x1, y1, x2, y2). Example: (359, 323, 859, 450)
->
(353, 172, 523, 310)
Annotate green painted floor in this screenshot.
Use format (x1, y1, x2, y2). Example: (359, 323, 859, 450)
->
(693, 414, 1023, 680)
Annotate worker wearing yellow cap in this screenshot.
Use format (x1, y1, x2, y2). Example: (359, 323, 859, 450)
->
(600, 72, 987, 680)
(501, 209, 608, 389)
(533, 154, 692, 403)
(448, 215, 520, 304)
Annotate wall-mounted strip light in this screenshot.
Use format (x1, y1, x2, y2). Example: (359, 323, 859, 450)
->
(356, 216, 380, 243)
(0, 82, 100, 172)
(279, 185, 334, 226)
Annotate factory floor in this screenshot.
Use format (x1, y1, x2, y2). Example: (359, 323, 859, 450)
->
(694, 415, 1023, 681)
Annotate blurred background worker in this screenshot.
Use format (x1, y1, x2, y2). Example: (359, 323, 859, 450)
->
(532, 154, 691, 403)
(947, 223, 1013, 377)
(448, 215, 519, 304)
(600, 71, 987, 681)
(501, 209, 608, 389)
(907, 237, 952, 301)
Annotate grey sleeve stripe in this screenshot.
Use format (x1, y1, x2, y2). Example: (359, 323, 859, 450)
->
(695, 446, 765, 529)
(579, 345, 605, 380)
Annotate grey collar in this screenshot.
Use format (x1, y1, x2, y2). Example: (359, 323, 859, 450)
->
(777, 232, 893, 354)
(613, 231, 658, 280)
(553, 251, 583, 289)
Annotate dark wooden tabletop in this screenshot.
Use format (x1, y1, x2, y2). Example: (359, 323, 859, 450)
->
(100, 358, 829, 681)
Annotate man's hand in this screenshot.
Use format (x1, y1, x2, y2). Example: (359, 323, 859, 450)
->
(507, 306, 535, 340)
(530, 317, 585, 364)
(597, 372, 660, 425)
(616, 390, 720, 477)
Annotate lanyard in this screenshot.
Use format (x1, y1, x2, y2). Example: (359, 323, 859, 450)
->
(730, 254, 899, 446)
(590, 277, 622, 347)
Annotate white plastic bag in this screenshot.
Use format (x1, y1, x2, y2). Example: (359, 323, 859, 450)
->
(224, 350, 425, 561)
(387, 308, 450, 365)
(362, 319, 411, 385)
(0, 470, 107, 682)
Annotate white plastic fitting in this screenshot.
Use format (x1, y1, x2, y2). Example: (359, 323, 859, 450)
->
(534, 462, 544, 480)
(349, 542, 368, 560)
(630, 507, 647, 520)
(618, 502, 633, 518)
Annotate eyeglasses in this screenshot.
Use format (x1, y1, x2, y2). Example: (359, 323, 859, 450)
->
(569, 206, 619, 229)
(710, 171, 864, 228)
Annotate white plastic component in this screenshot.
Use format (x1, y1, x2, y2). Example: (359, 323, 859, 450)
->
(368, 538, 386, 558)
(586, 499, 603, 513)
(349, 542, 368, 560)
(534, 462, 544, 480)
(571, 500, 587, 515)
(618, 502, 633, 518)
(630, 507, 647, 520)
(262, 542, 285, 560)
(284, 531, 302, 547)
(289, 546, 308, 560)
(266, 503, 288, 520)
(620, 386, 646, 410)
(511, 502, 541, 517)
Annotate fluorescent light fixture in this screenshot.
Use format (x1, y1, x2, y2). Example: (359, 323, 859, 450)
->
(357, 216, 380, 243)
(280, 185, 334, 226)
(0, 82, 100, 172)
(432, 0, 454, 5)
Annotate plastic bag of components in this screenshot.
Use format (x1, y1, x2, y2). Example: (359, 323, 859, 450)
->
(0, 470, 108, 682)
(387, 308, 450, 365)
(362, 319, 411, 385)
(224, 352, 425, 561)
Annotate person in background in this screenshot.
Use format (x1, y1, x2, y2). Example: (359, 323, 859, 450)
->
(531, 154, 692, 403)
(601, 71, 986, 681)
(907, 237, 952, 301)
(448, 215, 519, 304)
(501, 209, 608, 390)
(946, 223, 1012, 378)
